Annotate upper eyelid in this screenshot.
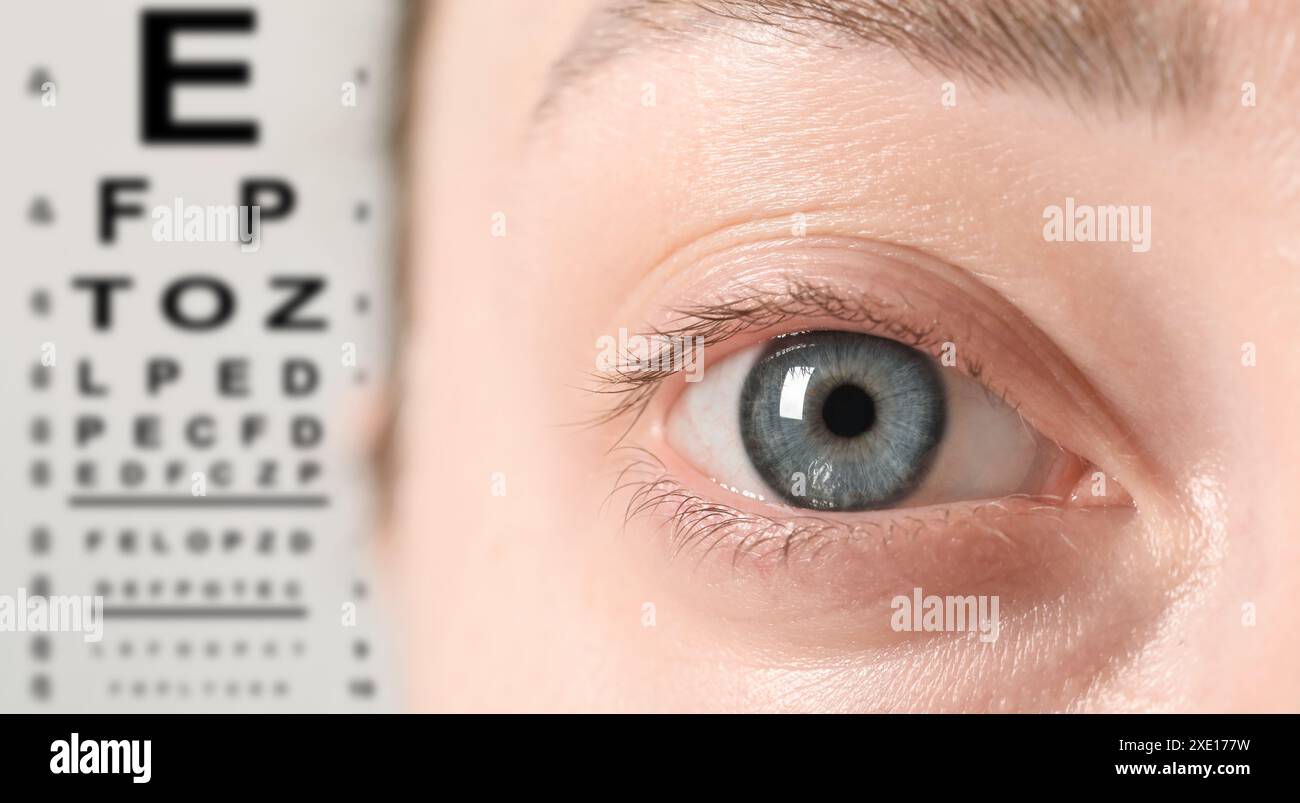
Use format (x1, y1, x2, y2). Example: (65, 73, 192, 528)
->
(592, 234, 1160, 501)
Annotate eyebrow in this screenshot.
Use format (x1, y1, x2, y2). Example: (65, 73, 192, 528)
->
(538, 0, 1224, 120)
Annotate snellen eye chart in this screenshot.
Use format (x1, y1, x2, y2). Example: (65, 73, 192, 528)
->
(1, 1, 400, 711)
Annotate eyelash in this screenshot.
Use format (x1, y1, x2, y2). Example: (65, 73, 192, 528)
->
(606, 445, 1085, 570)
(588, 276, 1008, 435)
(610, 446, 858, 568)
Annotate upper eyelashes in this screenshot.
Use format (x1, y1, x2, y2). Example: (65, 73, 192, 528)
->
(586, 276, 991, 431)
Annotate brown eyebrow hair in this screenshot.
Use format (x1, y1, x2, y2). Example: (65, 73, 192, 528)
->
(538, 0, 1225, 120)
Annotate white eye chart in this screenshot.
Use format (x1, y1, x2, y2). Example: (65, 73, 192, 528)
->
(1, 1, 400, 711)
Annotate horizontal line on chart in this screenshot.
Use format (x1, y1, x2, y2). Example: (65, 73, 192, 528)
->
(102, 606, 308, 620)
(68, 495, 330, 508)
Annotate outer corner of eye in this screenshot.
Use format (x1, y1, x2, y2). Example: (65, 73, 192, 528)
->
(1065, 468, 1135, 509)
(664, 329, 1082, 513)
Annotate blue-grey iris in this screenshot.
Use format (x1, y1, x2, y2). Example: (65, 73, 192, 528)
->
(739, 331, 946, 511)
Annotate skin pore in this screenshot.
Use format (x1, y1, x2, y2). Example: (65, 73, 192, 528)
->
(384, 0, 1300, 712)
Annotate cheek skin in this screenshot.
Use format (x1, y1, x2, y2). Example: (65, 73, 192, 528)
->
(609, 493, 1168, 712)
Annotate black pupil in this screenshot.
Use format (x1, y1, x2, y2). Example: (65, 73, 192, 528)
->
(821, 384, 876, 438)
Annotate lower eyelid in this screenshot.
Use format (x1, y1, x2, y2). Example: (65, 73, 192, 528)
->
(610, 445, 1133, 608)
(605, 448, 1181, 714)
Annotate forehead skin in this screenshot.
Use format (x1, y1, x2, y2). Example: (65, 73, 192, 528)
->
(390, 0, 1300, 711)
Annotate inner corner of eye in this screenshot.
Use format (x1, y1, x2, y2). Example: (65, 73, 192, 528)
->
(664, 330, 1065, 512)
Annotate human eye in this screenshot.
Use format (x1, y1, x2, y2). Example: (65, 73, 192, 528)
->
(590, 235, 1146, 650)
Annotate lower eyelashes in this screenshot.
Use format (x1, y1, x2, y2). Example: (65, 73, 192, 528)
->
(605, 447, 1133, 606)
(739, 330, 946, 511)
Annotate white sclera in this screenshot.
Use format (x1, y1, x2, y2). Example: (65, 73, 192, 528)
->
(666, 346, 772, 502)
(903, 369, 1043, 506)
